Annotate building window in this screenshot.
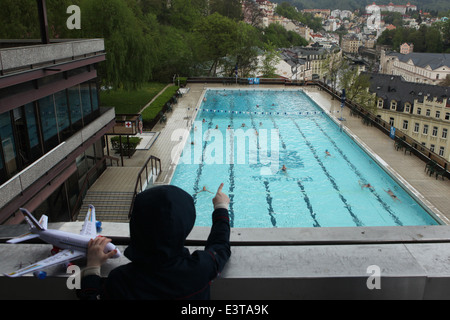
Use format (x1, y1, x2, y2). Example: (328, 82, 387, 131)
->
(439, 146, 445, 157)
(403, 120, 408, 130)
(91, 82, 99, 112)
(417, 108, 422, 115)
(390, 101, 397, 110)
(404, 104, 410, 113)
(414, 123, 420, 133)
(68, 85, 83, 131)
(377, 99, 383, 108)
(443, 128, 448, 139)
(432, 126, 438, 137)
(81, 82, 94, 125)
(445, 112, 450, 121)
(430, 144, 435, 152)
(436, 111, 440, 119)
(426, 109, 431, 117)
(389, 117, 395, 126)
(0, 112, 18, 179)
(24, 103, 43, 161)
(38, 95, 59, 152)
(423, 124, 429, 135)
(54, 90, 71, 141)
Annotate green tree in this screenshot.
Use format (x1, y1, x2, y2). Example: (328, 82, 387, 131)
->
(321, 50, 344, 92)
(79, 0, 155, 89)
(259, 42, 280, 78)
(262, 23, 307, 48)
(229, 22, 261, 77)
(210, 0, 242, 21)
(340, 67, 375, 112)
(193, 13, 240, 76)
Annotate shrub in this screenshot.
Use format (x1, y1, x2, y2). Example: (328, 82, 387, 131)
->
(111, 136, 142, 156)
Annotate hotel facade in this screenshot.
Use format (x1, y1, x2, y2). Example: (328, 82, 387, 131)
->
(368, 73, 450, 161)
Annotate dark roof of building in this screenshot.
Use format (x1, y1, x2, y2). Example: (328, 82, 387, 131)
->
(366, 73, 450, 106)
(385, 51, 450, 70)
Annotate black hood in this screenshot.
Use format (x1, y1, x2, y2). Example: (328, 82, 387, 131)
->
(124, 185, 196, 265)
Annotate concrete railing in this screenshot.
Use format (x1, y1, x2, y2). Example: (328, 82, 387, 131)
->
(0, 39, 105, 73)
(2, 223, 450, 299)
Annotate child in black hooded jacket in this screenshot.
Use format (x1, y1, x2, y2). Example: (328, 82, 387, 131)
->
(78, 183, 231, 300)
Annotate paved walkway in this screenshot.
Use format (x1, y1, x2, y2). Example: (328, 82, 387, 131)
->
(89, 83, 450, 223)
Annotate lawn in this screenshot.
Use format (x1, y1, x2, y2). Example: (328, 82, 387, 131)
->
(141, 85, 180, 123)
(99, 82, 168, 114)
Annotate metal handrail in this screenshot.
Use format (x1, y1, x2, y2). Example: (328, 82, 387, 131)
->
(128, 155, 161, 218)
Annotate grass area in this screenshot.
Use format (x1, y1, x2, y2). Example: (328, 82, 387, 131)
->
(100, 82, 168, 114)
(141, 85, 179, 124)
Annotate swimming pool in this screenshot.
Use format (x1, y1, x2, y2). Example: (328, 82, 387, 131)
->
(170, 89, 440, 228)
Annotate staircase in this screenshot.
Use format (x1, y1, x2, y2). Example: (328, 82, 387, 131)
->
(75, 155, 162, 223)
(78, 191, 135, 223)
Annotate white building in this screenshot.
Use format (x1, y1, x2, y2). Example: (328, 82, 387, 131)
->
(366, 2, 417, 15)
(380, 51, 450, 85)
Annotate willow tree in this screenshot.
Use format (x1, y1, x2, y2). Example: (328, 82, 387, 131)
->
(79, 0, 155, 90)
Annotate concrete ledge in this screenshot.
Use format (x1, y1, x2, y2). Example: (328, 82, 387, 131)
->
(2, 241, 450, 299)
(0, 39, 105, 71)
(2, 223, 450, 299)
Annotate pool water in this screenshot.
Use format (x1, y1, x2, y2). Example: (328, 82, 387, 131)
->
(170, 89, 439, 228)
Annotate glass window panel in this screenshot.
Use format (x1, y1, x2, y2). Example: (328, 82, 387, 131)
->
(90, 82, 99, 111)
(0, 145, 5, 184)
(25, 103, 40, 149)
(54, 90, 70, 132)
(38, 95, 59, 151)
(24, 103, 43, 162)
(68, 85, 83, 126)
(80, 83, 92, 118)
(0, 112, 18, 176)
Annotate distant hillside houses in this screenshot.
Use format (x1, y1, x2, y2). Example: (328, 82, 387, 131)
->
(273, 46, 341, 81)
(243, 0, 340, 47)
(366, 2, 417, 15)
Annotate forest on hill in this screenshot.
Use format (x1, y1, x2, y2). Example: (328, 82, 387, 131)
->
(271, 0, 450, 12)
(0, 0, 308, 89)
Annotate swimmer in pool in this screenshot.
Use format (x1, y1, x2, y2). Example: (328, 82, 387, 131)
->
(384, 189, 401, 202)
(325, 149, 331, 157)
(359, 180, 374, 190)
(195, 186, 214, 195)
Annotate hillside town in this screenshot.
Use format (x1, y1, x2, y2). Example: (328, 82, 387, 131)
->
(243, 0, 450, 161)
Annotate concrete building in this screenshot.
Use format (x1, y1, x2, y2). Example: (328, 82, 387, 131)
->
(342, 34, 362, 54)
(366, 2, 417, 15)
(368, 73, 450, 161)
(0, 38, 115, 225)
(400, 42, 414, 55)
(380, 51, 450, 85)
